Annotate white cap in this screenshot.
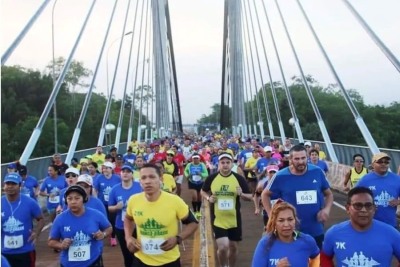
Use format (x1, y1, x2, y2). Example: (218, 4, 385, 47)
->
(304, 141, 312, 147)
(103, 161, 114, 169)
(263, 146, 273, 152)
(65, 167, 79, 176)
(77, 174, 93, 186)
(218, 153, 233, 161)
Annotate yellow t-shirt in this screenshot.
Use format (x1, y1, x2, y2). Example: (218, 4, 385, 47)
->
(318, 151, 327, 161)
(208, 173, 245, 229)
(126, 192, 189, 266)
(163, 162, 176, 176)
(350, 167, 368, 186)
(133, 170, 140, 181)
(244, 157, 259, 178)
(91, 153, 106, 167)
(162, 174, 176, 193)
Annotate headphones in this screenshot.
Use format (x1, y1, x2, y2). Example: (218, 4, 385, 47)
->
(64, 185, 89, 205)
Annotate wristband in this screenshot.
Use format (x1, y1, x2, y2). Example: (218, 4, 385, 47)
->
(176, 235, 182, 244)
(103, 232, 107, 239)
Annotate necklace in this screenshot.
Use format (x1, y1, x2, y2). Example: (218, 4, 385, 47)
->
(6, 196, 22, 218)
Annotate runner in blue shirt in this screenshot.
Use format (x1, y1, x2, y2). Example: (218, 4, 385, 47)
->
(321, 186, 400, 266)
(108, 165, 143, 267)
(252, 201, 320, 267)
(39, 164, 68, 222)
(356, 152, 400, 228)
(48, 185, 112, 267)
(18, 165, 39, 200)
(1, 173, 45, 267)
(76, 174, 107, 216)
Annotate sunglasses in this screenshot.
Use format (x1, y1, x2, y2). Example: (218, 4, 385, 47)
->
(350, 202, 375, 211)
(167, 154, 174, 157)
(65, 174, 78, 178)
(375, 160, 390, 165)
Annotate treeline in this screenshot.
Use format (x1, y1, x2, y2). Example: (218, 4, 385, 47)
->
(197, 76, 399, 149)
(1, 63, 151, 162)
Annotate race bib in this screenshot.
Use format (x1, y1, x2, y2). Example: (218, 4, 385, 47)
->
(141, 237, 165, 255)
(4, 235, 23, 249)
(68, 244, 90, 261)
(218, 199, 234, 210)
(104, 194, 109, 202)
(192, 175, 201, 182)
(296, 190, 317, 205)
(49, 195, 60, 204)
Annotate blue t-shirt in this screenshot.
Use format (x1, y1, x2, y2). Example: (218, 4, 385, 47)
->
(108, 182, 143, 229)
(123, 153, 136, 165)
(356, 171, 400, 227)
(1, 256, 10, 267)
(40, 175, 68, 209)
(238, 149, 253, 165)
(94, 174, 121, 205)
(256, 158, 279, 174)
(59, 190, 106, 216)
(50, 208, 110, 267)
(322, 220, 400, 266)
(1, 195, 42, 254)
(20, 175, 39, 200)
(308, 160, 329, 173)
(252, 232, 319, 267)
(267, 164, 330, 236)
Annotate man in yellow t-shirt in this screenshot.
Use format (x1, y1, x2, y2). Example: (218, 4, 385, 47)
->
(124, 164, 198, 266)
(201, 153, 252, 267)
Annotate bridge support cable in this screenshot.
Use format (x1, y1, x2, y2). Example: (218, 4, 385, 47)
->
(260, 0, 304, 143)
(65, 0, 120, 165)
(137, 0, 152, 143)
(114, 0, 141, 148)
(128, 0, 148, 145)
(251, 0, 286, 144)
(296, 0, 380, 155)
(98, 0, 132, 146)
(228, 0, 247, 137)
(220, 0, 230, 130)
(245, 0, 274, 139)
(242, 59, 253, 137)
(341, 0, 400, 73)
(152, 0, 171, 136)
(1, 0, 51, 66)
(165, 0, 183, 133)
(19, 0, 97, 165)
(242, 0, 264, 138)
(274, 0, 338, 163)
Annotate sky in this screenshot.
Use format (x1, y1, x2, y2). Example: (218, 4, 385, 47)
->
(1, 0, 400, 125)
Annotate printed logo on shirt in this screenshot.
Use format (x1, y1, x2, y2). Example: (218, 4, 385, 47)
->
(140, 218, 167, 237)
(312, 179, 317, 183)
(134, 211, 143, 216)
(374, 190, 393, 207)
(64, 226, 71, 232)
(336, 242, 346, 249)
(368, 186, 376, 191)
(269, 259, 279, 265)
(3, 216, 24, 233)
(341, 251, 379, 266)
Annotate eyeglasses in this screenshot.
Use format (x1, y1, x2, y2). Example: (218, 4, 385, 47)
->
(350, 202, 375, 211)
(354, 160, 364, 163)
(375, 160, 390, 165)
(65, 174, 78, 178)
(167, 154, 174, 157)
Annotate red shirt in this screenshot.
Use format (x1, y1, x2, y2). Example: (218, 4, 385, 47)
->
(173, 153, 186, 175)
(150, 152, 166, 163)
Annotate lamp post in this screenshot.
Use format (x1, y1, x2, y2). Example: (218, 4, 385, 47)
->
(159, 127, 165, 139)
(106, 31, 133, 99)
(52, 0, 59, 153)
(238, 124, 244, 138)
(137, 124, 147, 143)
(288, 117, 296, 141)
(105, 123, 116, 149)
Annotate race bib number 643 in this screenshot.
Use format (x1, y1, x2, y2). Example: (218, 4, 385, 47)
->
(296, 190, 317, 205)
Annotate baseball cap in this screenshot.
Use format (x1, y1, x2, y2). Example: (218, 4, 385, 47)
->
(77, 174, 93, 186)
(65, 185, 87, 199)
(372, 152, 391, 163)
(4, 173, 21, 184)
(7, 163, 17, 169)
(264, 146, 273, 152)
(65, 167, 79, 176)
(192, 153, 201, 159)
(103, 162, 114, 169)
(116, 154, 123, 160)
(166, 150, 175, 156)
(266, 165, 279, 173)
(218, 153, 233, 161)
(304, 141, 312, 147)
(121, 165, 133, 172)
(80, 158, 89, 164)
(19, 165, 28, 175)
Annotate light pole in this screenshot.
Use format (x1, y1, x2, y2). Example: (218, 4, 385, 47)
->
(288, 117, 296, 141)
(105, 123, 116, 149)
(137, 124, 147, 142)
(52, 0, 59, 153)
(106, 31, 133, 99)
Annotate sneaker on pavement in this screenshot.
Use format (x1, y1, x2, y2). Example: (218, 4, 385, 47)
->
(110, 237, 117, 247)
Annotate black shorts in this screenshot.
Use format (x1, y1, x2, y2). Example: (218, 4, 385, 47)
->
(188, 181, 203, 192)
(3, 251, 36, 267)
(213, 225, 242, 242)
(133, 256, 181, 267)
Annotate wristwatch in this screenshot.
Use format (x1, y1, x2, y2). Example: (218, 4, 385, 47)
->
(176, 235, 182, 244)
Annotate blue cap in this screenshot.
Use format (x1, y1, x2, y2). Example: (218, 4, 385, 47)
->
(4, 173, 21, 184)
(121, 165, 133, 172)
(7, 163, 17, 169)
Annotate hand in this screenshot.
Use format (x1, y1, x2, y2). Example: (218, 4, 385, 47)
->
(28, 230, 38, 245)
(60, 238, 72, 250)
(160, 237, 178, 251)
(126, 236, 141, 253)
(116, 201, 124, 210)
(236, 186, 243, 197)
(317, 208, 330, 223)
(276, 257, 291, 267)
(389, 199, 400, 207)
(92, 230, 106, 241)
(208, 195, 216, 203)
(254, 207, 260, 215)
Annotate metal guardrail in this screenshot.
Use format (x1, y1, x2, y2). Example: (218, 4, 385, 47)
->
(1, 141, 399, 181)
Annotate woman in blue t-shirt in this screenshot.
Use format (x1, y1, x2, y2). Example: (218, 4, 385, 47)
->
(252, 201, 320, 267)
(48, 185, 112, 267)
